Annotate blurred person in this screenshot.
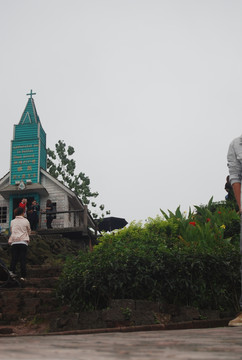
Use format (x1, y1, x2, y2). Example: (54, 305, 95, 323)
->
(19, 198, 27, 217)
(28, 200, 40, 231)
(8, 207, 31, 281)
(45, 199, 54, 229)
(227, 135, 242, 326)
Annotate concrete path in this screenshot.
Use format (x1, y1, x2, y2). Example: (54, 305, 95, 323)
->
(0, 326, 242, 360)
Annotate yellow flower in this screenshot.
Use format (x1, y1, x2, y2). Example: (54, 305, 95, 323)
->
(220, 224, 226, 229)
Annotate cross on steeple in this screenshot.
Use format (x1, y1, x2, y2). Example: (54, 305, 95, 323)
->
(26, 89, 36, 98)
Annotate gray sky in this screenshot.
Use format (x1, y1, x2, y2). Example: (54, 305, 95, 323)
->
(0, 0, 241, 223)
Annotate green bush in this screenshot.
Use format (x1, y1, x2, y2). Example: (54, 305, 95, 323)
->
(57, 201, 241, 313)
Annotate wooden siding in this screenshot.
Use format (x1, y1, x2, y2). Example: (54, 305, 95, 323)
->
(15, 123, 38, 140)
(0, 173, 90, 233)
(39, 175, 73, 229)
(19, 98, 39, 124)
(11, 120, 47, 183)
(0, 196, 9, 231)
(40, 143, 47, 170)
(39, 124, 46, 147)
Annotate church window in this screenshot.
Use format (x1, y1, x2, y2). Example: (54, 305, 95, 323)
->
(0, 207, 7, 223)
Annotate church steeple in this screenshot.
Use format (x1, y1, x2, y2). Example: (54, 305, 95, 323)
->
(19, 90, 40, 125)
(10, 91, 47, 185)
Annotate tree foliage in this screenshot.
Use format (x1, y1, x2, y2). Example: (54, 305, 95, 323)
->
(47, 140, 109, 218)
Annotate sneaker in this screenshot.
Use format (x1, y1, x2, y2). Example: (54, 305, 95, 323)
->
(20, 277, 26, 281)
(9, 271, 17, 278)
(228, 313, 242, 327)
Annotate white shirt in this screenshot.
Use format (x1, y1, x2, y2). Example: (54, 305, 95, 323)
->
(8, 216, 31, 246)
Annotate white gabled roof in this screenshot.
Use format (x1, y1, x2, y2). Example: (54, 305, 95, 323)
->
(40, 168, 84, 205)
(40, 169, 96, 228)
(0, 169, 96, 228)
(0, 172, 10, 187)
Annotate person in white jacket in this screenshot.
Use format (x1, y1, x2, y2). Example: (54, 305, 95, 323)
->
(227, 135, 242, 326)
(8, 206, 31, 281)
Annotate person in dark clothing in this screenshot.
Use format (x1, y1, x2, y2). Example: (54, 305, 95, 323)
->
(46, 199, 54, 229)
(28, 200, 40, 231)
(225, 175, 238, 210)
(225, 175, 233, 200)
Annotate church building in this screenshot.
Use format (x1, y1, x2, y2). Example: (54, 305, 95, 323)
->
(0, 91, 95, 234)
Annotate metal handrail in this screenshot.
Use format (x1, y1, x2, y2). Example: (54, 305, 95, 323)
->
(39, 206, 97, 233)
(40, 209, 84, 215)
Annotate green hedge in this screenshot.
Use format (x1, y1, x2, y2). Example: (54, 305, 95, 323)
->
(57, 211, 241, 312)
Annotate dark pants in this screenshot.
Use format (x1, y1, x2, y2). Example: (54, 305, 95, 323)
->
(46, 215, 53, 229)
(29, 214, 39, 230)
(10, 244, 28, 278)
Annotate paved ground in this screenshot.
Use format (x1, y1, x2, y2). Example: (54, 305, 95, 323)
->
(0, 326, 242, 360)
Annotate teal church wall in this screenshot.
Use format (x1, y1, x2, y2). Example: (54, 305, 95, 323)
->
(10, 97, 47, 185)
(6, 93, 47, 225)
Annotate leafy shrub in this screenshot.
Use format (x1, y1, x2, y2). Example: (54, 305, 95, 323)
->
(57, 199, 241, 313)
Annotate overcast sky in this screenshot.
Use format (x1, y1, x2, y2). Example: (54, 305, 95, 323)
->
(0, 0, 241, 223)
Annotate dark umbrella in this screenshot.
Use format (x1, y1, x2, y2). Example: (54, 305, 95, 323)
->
(97, 217, 128, 232)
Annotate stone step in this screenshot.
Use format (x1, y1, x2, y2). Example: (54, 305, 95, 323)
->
(0, 309, 73, 333)
(0, 265, 62, 282)
(0, 288, 60, 322)
(27, 265, 62, 278)
(24, 277, 59, 288)
(0, 264, 66, 327)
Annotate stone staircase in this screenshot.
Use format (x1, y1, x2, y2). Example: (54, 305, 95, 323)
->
(0, 265, 64, 335)
(0, 265, 232, 336)
(0, 233, 100, 335)
(0, 264, 177, 336)
(0, 236, 232, 335)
